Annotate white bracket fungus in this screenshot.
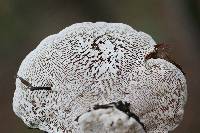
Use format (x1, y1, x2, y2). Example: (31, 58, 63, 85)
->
(13, 22, 187, 133)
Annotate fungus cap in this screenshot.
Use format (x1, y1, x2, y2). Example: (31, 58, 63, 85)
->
(13, 22, 187, 133)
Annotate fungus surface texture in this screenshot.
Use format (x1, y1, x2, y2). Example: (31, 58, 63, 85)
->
(13, 22, 187, 133)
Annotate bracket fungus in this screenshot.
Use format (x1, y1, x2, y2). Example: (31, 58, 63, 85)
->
(13, 22, 187, 133)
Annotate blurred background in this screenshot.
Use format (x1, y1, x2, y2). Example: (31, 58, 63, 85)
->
(0, 0, 199, 132)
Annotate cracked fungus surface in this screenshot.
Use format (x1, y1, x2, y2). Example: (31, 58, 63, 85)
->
(13, 22, 187, 133)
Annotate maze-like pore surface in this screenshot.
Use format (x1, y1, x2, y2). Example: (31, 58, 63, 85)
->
(13, 22, 187, 133)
